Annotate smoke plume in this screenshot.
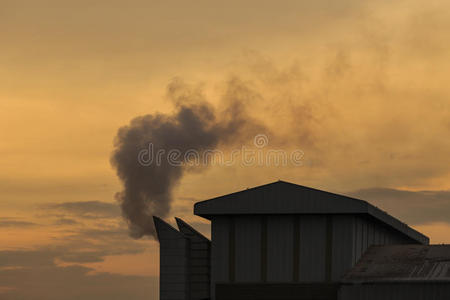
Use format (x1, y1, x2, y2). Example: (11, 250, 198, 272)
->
(111, 78, 261, 238)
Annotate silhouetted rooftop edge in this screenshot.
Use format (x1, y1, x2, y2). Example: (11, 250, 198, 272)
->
(194, 180, 429, 245)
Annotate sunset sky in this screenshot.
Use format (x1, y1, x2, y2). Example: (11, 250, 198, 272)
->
(1, 1, 450, 299)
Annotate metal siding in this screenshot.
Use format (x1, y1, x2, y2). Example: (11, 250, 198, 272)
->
(176, 218, 211, 300)
(385, 231, 392, 244)
(362, 220, 368, 255)
(332, 215, 354, 281)
(229, 217, 235, 282)
(299, 215, 326, 282)
(351, 216, 356, 265)
(261, 216, 267, 282)
(355, 216, 412, 263)
(367, 221, 374, 247)
(216, 283, 339, 300)
(267, 215, 294, 282)
(355, 217, 363, 264)
(339, 283, 450, 300)
(235, 216, 261, 282)
(390, 232, 400, 244)
(374, 226, 381, 245)
(372, 226, 377, 245)
(211, 217, 229, 300)
(154, 218, 189, 300)
(352, 218, 356, 265)
(356, 218, 364, 262)
(325, 216, 333, 282)
(382, 227, 387, 245)
(293, 216, 300, 282)
(352, 216, 402, 266)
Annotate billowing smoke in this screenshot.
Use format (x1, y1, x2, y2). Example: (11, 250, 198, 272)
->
(111, 78, 262, 238)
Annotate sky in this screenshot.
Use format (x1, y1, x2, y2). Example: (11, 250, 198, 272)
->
(1, 0, 450, 299)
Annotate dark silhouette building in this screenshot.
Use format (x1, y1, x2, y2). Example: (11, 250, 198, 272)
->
(154, 181, 450, 300)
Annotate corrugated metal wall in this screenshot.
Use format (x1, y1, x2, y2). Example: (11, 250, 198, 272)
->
(332, 215, 354, 281)
(155, 219, 189, 300)
(235, 216, 261, 282)
(339, 283, 450, 300)
(299, 215, 327, 282)
(267, 215, 294, 282)
(176, 218, 211, 300)
(216, 283, 339, 300)
(210, 214, 418, 299)
(352, 216, 412, 265)
(211, 217, 230, 299)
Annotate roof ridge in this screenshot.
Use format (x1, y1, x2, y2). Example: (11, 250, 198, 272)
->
(194, 181, 429, 245)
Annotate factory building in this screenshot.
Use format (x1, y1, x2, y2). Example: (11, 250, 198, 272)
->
(154, 181, 450, 300)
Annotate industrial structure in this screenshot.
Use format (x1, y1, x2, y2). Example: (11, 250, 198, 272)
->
(154, 181, 450, 300)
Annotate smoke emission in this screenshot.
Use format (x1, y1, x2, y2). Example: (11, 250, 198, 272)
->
(111, 78, 262, 239)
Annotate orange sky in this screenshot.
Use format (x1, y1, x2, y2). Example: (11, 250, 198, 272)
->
(1, 1, 450, 299)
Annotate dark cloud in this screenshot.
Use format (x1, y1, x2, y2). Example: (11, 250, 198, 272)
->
(75, 227, 132, 241)
(53, 218, 80, 225)
(0, 219, 38, 227)
(57, 225, 150, 262)
(58, 251, 106, 263)
(349, 188, 450, 225)
(0, 250, 56, 268)
(0, 223, 147, 266)
(44, 201, 120, 219)
(0, 249, 158, 300)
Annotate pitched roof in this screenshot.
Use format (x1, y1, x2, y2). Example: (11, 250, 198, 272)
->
(153, 216, 185, 241)
(342, 245, 450, 283)
(175, 217, 210, 243)
(194, 181, 429, 245)
(153, 216, 210, 242)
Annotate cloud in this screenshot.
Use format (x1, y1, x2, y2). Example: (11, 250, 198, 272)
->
(43, 201, 120, 219)
(57, 225, 150, 260)
(0, 215, 158, 299)
(349, 188, 450, 225)
(0, 215, 151, 267)
(0, 219, 38, 227)
(53, 218, 79, 225)
(8, 248, 101, 266)
(0, 249, 158, 300)
(0, 250, 56, 268)
(58, 252, 106, 263)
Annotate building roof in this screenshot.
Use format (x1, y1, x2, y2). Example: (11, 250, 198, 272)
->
(194, 181, 429, 245)
(342, 245, 450, 283)
(153, 216, 210, 242)
(153, 216, 186, 241)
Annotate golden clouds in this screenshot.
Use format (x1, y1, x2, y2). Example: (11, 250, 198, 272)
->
(1, 1, 450, 298)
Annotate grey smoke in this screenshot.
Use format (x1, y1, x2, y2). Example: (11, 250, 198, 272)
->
(111, 78, 262, 239)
